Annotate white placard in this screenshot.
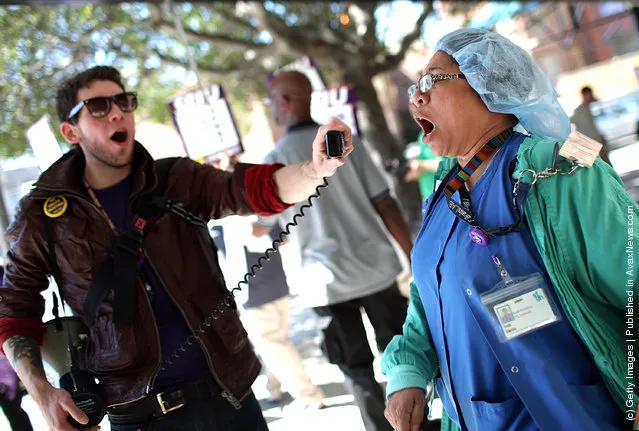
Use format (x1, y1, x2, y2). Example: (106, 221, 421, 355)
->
(278, 56, 327, 91)
(311, 86, 361, 136)
(170, 85, 242, 160)
(275, 59, 361, 136)
(25, 115, 63, 171)
(311, 98, 359, 136)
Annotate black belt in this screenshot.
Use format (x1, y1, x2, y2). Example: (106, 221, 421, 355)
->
(107, 378, 217, 422)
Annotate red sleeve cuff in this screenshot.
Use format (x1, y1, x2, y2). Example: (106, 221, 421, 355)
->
(244, 163, 293, 216)
(0, 317, 45, 356)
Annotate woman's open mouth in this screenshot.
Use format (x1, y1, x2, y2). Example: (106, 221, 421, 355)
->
(415, 116, 434, 136)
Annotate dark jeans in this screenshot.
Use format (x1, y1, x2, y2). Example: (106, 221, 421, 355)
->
(321, 283, 408, 431)
(0, 393, 33, 431)
(109, 386, 267, 431)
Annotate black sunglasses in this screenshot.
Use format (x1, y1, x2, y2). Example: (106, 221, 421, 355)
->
(67, 92, 138, 121)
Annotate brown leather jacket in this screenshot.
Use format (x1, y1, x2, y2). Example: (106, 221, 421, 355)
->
(0, 144, 262, 407)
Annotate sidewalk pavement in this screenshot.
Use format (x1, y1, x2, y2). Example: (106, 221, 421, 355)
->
(253, 293, 378, 431)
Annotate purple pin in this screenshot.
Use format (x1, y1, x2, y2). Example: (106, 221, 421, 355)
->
(469, 228, 488, 246)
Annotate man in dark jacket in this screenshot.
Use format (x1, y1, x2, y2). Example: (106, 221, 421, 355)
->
(0, 66, 353, 431)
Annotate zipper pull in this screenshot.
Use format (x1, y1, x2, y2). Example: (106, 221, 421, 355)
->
(491, 255, 513, 284)
(221, 390, 242, 410)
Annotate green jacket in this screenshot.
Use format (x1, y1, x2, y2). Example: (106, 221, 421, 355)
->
(382, 134, 639, 429)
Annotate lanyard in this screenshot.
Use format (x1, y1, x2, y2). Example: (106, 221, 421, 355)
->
(84, 178, 149, 271)
(442, 129, 513, 228)
(84, 178, 117, 231)
(443, 129, 513, 198)
(425, 129, 533, 244)
(451, 186, 478, 227)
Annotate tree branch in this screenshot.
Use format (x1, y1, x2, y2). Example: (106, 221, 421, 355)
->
(152, 49, 269, 80)
(248, 1, 308, 55)
(374, 0, 433, 74)
(157, 19, 268, 50)
(153, 51, 230, 77)
(352, 1, 379, 52)
(48, 11, 116, 48)
(213, 5, 260, 35)
(144, 3, 267, 51)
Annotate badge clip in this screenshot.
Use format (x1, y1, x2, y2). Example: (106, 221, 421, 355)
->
(491, 255, 513, 284)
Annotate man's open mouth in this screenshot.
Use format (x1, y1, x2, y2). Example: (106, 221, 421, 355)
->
(111, 130, 128, 143)
(415, 116, 434, 135)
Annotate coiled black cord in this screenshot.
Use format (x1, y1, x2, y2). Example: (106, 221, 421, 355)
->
(160, 176, 329, 371)
(231, 176, 329, 295)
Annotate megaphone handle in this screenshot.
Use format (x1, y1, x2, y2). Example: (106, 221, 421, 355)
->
(65, 327, 80, 392)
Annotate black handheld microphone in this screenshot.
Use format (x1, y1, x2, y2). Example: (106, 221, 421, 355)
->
(325, 131, 346, 158)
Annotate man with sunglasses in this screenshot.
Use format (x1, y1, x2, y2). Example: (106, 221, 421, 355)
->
(0, 65, 354, 431)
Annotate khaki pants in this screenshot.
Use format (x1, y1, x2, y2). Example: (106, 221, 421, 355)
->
(242, 296, 324, 404)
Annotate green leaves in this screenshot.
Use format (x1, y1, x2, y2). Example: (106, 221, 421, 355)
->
(1, 2, 434, 160)
(0, 4, 131, 157)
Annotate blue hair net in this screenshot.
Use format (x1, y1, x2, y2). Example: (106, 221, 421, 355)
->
(435, 28, 570, 142)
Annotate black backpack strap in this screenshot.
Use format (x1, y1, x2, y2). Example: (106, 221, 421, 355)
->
(84, 158, 180, 326)
(83, 253, 114, 326)
(43, 212, 64, 331)
(110, 227, 142, 324)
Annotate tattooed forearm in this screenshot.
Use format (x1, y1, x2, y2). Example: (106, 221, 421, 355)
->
(6, 335, 44, 372)
(3, 335, 51, 399)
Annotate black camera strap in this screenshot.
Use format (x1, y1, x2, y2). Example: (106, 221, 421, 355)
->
(43, 212, 87, 393)
(83, 157, 179, 326)
(43, 211, 64, 332)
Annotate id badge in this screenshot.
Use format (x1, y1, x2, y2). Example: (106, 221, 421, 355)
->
(480, 273, 561, 342)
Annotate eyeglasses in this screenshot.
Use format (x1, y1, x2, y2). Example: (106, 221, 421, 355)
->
(68, 92, 138, 121)
(407, 73, 466, 99)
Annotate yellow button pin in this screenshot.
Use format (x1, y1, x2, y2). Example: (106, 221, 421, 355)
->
(43, 196, 68, 218)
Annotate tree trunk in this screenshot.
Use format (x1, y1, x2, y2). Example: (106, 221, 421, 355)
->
(344, 69, 404, 161)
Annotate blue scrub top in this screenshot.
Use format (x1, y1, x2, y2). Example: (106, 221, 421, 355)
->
(412, 132, 624, 431)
